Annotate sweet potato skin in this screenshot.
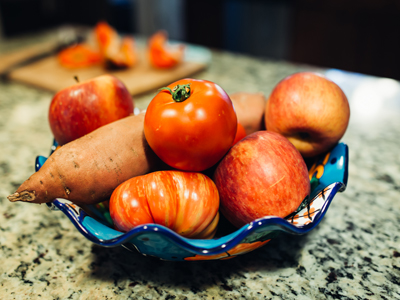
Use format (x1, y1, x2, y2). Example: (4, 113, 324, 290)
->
(8, 113, 165, 205)
(230, 92, 267, 135)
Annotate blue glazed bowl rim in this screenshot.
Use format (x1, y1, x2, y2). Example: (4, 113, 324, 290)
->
(48, 181, 343, 256)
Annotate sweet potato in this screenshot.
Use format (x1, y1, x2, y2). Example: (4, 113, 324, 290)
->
(8, 113, 166, 205)
(229, 92, 267, 135)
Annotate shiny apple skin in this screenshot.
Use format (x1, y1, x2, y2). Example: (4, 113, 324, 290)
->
(213, 131, 310, 228)
(49, 74, 134, 145)
(110, 171, 220, 239)
(265, 72, 350, 157)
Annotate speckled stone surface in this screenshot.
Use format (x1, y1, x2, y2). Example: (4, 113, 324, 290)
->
(1, 31, 400, 300)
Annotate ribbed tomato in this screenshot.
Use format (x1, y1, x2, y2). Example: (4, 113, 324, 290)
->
(144, 78, 237, 171)
(109, 171, 220, 239)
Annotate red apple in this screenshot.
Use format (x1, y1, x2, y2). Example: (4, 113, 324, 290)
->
(213, 131, 310, 228)
(49, 74, 134, 145)
(265, 72, 350, 157)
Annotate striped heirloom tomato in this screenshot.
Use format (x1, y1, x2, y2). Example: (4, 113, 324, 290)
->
(110, 171, 220, 239)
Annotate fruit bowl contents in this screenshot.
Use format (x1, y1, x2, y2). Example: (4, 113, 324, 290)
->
(36, 140, 348, 261)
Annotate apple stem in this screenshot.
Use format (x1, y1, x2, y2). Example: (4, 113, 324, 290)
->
(159, 84, 191, 102)
(74, 76, 80, 83)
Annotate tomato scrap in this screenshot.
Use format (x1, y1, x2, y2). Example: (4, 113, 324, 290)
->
(148, 30, 185, 69)
(110, 170, 220, 239)
(57, 23, 186, 70)
(57, 44, 102, 69)
(94, 21, 137, 69)
(57, 21, 137, 69)
(144, 78, 237, 171)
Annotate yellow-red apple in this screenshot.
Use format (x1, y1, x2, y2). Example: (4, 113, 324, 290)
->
(49, 74, 134, 145)
(265, 72, 350, 157)
(213, 131, 310, 228)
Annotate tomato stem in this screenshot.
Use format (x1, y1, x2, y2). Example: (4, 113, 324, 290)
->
(160, 84, 191, 102)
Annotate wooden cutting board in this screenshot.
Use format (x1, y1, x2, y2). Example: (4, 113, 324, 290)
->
(0, 42, 211, 95)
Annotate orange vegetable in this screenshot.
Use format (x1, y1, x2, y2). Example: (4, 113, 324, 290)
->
(7, 113, 166, 206)
(144, 79, 237, 171)
(110, 171, 220, 239)
(57, 44, 102, 68)
(148, 30, 185, 68)
(94, 21, 137, 69)
(229, 92, 267, 135)
(94, 21, 118, 56)
(118, 37, 137, 67)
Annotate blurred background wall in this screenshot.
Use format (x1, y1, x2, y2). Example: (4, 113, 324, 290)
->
(1, 0, 400, 80)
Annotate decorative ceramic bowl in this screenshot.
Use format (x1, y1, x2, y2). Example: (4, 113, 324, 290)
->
(35, 142, 348, 261)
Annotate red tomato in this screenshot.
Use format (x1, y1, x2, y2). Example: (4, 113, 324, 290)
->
(148, 30, 185, 68)
(233, 122, 247, 145)
(109, 171, 220, 239)
(144, 78, 237, 171)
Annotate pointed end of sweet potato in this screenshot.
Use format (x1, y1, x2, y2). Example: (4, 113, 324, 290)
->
(7, 190, 36, 203)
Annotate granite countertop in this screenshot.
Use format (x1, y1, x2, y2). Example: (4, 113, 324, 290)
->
(1, 30, 400, 300)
